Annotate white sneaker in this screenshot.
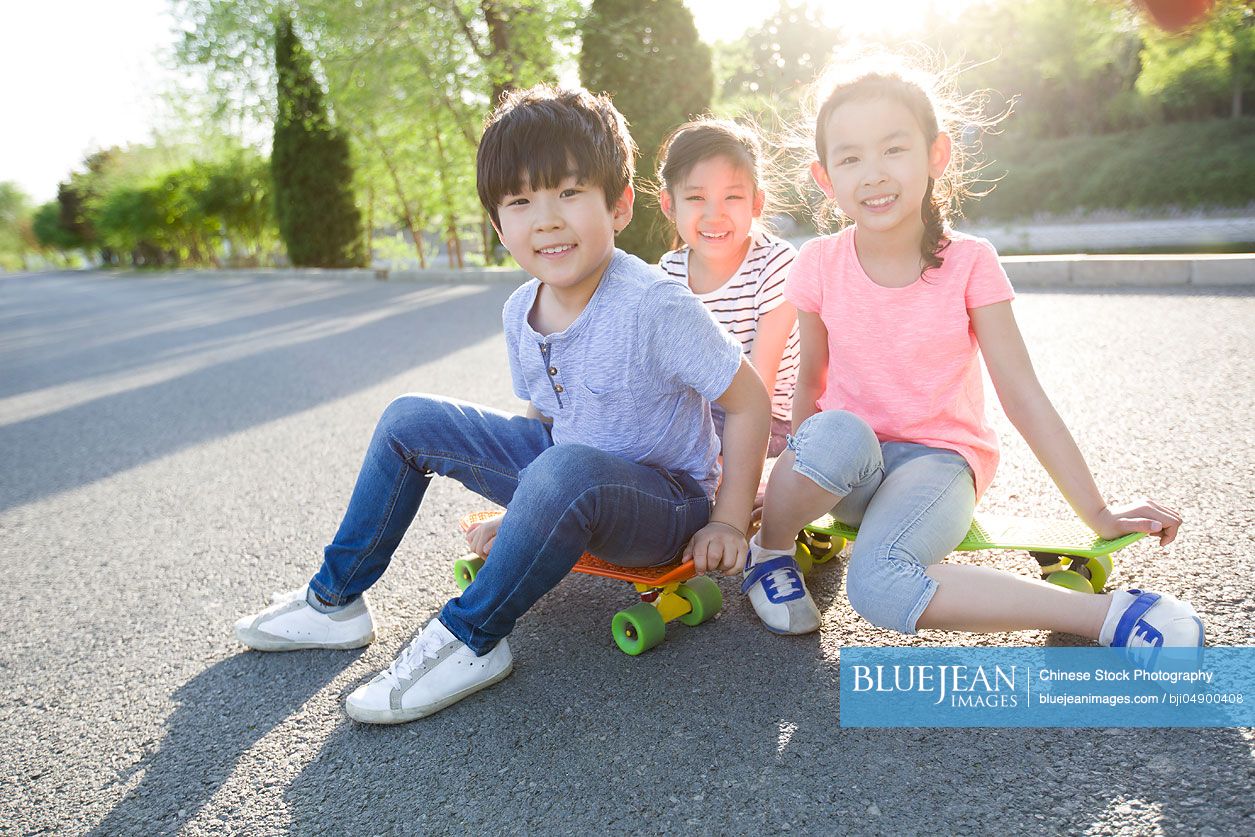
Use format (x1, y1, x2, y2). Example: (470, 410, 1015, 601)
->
(1099, 589, 1205, 648)
(345, 618, 513, 724)
(742, 537, 820, 635)
(234, 586, 375, 651)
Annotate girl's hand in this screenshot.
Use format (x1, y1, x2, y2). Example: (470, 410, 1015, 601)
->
(465, 513, 503, 558)
(683, 521, 748, 575)
(1092, 500, 1182, 546)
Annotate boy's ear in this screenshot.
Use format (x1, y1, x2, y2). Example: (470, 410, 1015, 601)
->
(752, 189, 765, 218)
(612, 184, 634, 234)
(658, 188, 673, 220)
(809, 161, 834, 199)
(929, 132, 953, 180)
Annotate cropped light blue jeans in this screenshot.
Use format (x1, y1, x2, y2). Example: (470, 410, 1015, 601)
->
(788, 410, 976, 634)
(308, 395, 712, 654)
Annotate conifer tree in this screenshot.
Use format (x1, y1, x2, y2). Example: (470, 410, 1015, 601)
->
(580, 0, 713, 262)
(272, 13, 365, 267)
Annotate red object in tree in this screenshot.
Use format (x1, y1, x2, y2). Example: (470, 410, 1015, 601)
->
(1135, 0, 1216, 32)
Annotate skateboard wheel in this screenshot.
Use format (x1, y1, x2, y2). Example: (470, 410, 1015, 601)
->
(677, 576, 722, 626)
(612, 602, 666, 656)
(793, 542, 814, 575)
(1046, 569, 1094, 594)
(812, 536, 846, 565)
(1083, 554, 1113, 592)
(453, 556, 485, 592)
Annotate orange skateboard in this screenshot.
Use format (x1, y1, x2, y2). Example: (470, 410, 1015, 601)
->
(456, 511, 722, 655)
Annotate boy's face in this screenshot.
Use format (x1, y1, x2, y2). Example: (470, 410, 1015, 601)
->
(494, 173, 633, 293)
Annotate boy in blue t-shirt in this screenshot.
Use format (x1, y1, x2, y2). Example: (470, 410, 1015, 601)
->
(234, 86, 774, 724)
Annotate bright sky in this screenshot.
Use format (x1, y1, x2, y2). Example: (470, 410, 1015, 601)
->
(0, 1, 945, 204)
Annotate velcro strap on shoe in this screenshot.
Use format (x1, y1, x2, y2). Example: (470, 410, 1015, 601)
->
(1112, 591, 1162, 647)
(741, 555, 801, 595)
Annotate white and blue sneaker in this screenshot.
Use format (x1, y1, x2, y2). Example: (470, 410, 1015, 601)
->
(1099, 589, 1205, 649)
(742, 536, 821, 635)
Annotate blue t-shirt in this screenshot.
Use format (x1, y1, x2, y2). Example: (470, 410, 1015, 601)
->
(503, 249, 743, 496)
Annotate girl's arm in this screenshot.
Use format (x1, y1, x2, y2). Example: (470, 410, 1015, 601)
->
(685, 357, 771, 574)
(971, 302, 1181, 545)
(748, 301, 797, 407)
(790, 311, 829, 432)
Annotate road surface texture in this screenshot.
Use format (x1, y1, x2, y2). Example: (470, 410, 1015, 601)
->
(1, 271, 1252, 835)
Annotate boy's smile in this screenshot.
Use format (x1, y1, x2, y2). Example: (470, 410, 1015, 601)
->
(495, 174, 633, 302)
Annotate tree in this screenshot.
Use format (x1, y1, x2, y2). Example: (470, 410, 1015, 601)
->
(1139, 1, 1255, 119)
(0, 182, 33, 270)
(720, 1, 840, 101)
(271, 13, 365, 267)
(580, 0, 714, 262)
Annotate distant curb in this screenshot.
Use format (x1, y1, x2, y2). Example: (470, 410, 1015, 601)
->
(1000, 253, 1253, 288)
(35, 253, 1255, 288)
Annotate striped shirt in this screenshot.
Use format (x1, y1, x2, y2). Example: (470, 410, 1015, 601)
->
(659, 231, 799, 422)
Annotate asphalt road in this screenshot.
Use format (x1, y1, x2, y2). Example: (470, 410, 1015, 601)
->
(1, 271, 1252, 836)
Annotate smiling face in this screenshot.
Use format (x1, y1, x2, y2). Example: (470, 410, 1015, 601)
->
(811, 96, 950, 242)
(493, 172, 633, 294)
(660, 154, 763, 265)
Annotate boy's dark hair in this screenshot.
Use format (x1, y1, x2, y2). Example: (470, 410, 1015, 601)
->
(477, 85, 637, 226)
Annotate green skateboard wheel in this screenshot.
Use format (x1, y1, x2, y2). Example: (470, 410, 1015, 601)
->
(677, 576, 723, 626)
(1046, 569, 1094, 594)
(1084, 554, 1113, 592)
(453, 556, 485, 592)
(612, 602, 667, 655)
(794, 541, 814, 575)
(812, 536, 846, 565)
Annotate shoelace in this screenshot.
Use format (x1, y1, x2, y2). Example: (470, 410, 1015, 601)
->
(381, 630, 446, 689)
(762, 566, 801, 598)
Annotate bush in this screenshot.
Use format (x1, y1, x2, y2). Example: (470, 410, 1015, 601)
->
(967, 118, 1255, 220)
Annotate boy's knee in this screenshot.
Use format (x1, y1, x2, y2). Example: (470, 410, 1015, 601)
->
(378, 394, 437, 434)
(517, 444, 606, 505)
(790, 411, 881, 494)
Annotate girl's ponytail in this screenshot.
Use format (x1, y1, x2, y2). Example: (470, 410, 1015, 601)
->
(921, 177, 949, 272)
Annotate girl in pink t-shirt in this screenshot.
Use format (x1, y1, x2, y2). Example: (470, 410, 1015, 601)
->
(744, 56, 1203, 653)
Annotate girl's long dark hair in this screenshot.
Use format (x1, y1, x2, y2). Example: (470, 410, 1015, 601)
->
(803, 53, 1010, 274)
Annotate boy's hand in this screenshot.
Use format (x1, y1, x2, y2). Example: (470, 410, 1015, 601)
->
(1092, 500, 1182, 546)
(683, 521, 748, 576)
(465, 513, 504, 558)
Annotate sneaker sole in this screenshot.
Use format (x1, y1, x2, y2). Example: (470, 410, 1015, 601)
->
(235, 626, 376, 652)
(344, 660, 515, 724)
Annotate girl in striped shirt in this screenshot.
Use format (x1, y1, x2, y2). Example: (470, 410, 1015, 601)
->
(657, 119, 799, 458)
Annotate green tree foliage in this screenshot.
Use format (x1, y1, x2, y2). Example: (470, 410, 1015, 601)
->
(271, 13, 364, 267)
(720, 1, 839, 101)
(1139, 1, 1255, 119)
(0, 183, 34, 270)
(176, 1, 578, 267)
(925, 0, 1145, 137)
(580, 0, 713, 261)
(32, 202, 81, 256)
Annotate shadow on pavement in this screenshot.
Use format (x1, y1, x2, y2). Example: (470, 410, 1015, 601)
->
(0, 275, 508, 513)
(88, 649, 363, 837)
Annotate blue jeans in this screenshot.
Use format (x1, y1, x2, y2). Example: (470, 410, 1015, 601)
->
(309, 395, 712, 654)
(788, 411, 976, 634)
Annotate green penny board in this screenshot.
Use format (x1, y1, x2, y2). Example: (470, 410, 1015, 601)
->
(804, 513, 1145, 559)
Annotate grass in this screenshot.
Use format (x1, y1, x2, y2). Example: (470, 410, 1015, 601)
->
(964, 118, 1255, 222)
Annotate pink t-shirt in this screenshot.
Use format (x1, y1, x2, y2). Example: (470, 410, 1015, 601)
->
(784, 227, 1015, 499)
